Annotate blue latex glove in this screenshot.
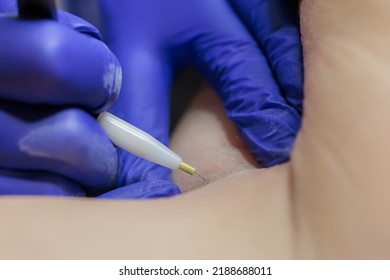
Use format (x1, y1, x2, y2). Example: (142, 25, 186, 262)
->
(0, 0, 181, 199)
(97, 0, 303, 198)
(0, 1, 122, 196)
(98, 0, 303, 184)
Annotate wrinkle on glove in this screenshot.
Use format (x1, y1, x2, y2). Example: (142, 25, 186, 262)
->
(229, 0, 303, 113)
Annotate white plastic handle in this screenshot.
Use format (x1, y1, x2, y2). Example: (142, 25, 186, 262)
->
(97, 111, 182, 170)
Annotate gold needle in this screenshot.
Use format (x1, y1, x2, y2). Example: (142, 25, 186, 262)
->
(179, 162, 209, 184)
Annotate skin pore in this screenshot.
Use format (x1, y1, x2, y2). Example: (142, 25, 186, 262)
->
(1, 0, 390, 259)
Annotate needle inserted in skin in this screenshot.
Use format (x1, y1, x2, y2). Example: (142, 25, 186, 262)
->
(179, 162, 209, 184)
(193, 172, 209, 184)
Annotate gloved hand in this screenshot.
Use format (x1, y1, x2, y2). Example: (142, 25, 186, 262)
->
(96, 0, 303, 198)
(0, 1, 123, 197)
(0, 0, 181, 199)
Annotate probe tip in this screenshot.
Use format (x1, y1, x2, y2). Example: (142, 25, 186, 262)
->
(179, 162, 209, 184)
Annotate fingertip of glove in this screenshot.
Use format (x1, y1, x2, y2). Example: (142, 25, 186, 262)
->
(235, 104, 301, 168)
(246, 133, 294, 167)
(254, 147, 291, 167)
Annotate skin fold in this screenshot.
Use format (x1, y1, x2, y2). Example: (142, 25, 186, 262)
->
(1, 0, 390, 259)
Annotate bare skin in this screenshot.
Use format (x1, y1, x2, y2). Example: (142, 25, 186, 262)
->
(172, 86, 260, 193)
(1, 0, 390, 259)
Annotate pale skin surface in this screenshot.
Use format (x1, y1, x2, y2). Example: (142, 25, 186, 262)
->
(172, 85, 260, 193)
(1, 0, 390, 259)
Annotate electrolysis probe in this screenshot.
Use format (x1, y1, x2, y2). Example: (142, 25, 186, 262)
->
(98, 112, 208, 183)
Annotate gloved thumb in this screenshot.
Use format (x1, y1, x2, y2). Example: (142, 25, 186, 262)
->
(193, 18, 300, 166)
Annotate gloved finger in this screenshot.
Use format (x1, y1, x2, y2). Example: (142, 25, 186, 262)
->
(0, 17, 121, 113)
(0, 169, 85, 197)
(193, 5, 300, 167)
(0, 103, 118, 196)
(106, 46, 174, 187)
(98, 180, 180, 199)
(229, 0, 303, 113)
